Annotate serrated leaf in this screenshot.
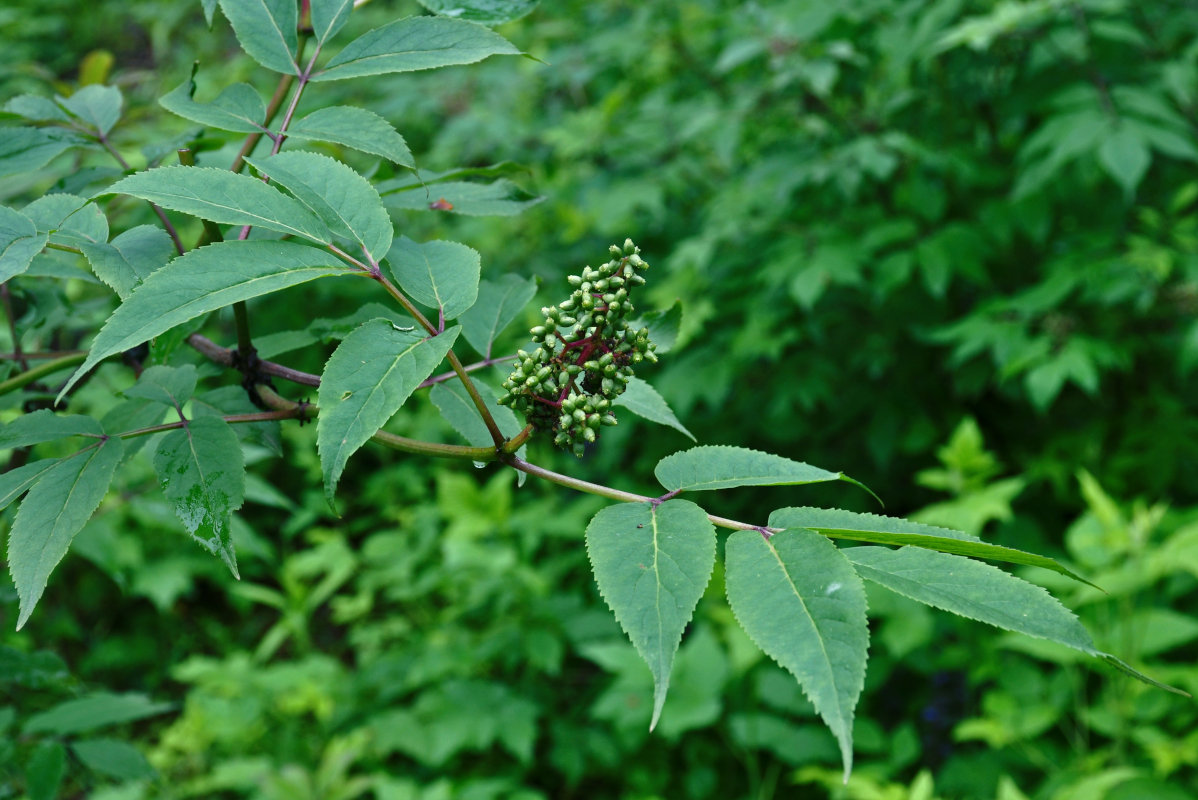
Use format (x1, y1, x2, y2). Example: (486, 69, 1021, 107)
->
(0, 409, 102, 450)
(98, 165, 331, 243)
(725, 529, 868, 781)
(0, 204, 48, 282)
(585, 500, 715, 730)
(383, 178, 541, 216)
(0, 128, 83, 179)
(614, 377, 694, 440)
(153, 415, 245, 577)
(58, 84, 123, 136)
(429, 379, 527, 471)
(1098, 126, 1151, 199)
(459, 273, 537, 357)
(385, 236, 480, 319)
(0, 459, 62, 512)
(159, 71, 267, 133)
(23, 194, 108, 247)
(9, 437, 124, 629)
(23, 692, 172, 735)
(769, 507, 1098, 587)
(218, 0, 298, 74)
(287, 106, 414, 166)
(124, 364, 198, 409)
(70, 738, 155, 781)
(246, 151, 391, 261)
(655, 445, 860, 493)
(80, 224, 176, 299)
(310, 0, 355, 44)
(58, 240, 358, 400)
(318, 321, 460, 507)
(417, 0, 539, 25)
(313, 16, 521, 82)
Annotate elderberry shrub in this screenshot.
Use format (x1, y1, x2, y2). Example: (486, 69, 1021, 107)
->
(499, 239, 657, 456)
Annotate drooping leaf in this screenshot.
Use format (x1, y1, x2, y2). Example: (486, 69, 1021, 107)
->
(123, 364, 198, 409)
(57, 84, 123, 136)
(70, 739, 155, 781)
(218, 0, 299, 74)
(769, 507, 1098, 587)
(318, 321, 460, 507)
(614, 377, 695, 440)
(309, 0, 355, 44)
(458, 273, 537, 357)
(23, 692, 172, 735)
(9, 437, 124, 629)
(245, 151, 392, 261)
(98, 165, 331, 243)
(417, 0, 540, 25)
(724, 529, 868, 781)
(79, 224, 176, 299)
(0, 128, 83, 179)
(429, 378, 528, 468)
(0, 409, 102, 450)
(58, 240, 359, 400)
(1098, 125, 1151, 199)
(0, 459, 63, 512)
(385, 236, 480, 320)
(585, 500, 716, 730)
(152, 415, 245, 577)
(159, 70, 267, 133)
(655, 445, 862, 494)
(0, 204, 48, 282)
(287, 106, 414, 166)
(382, 178, 542, 216)
(313, 16, 521, 82)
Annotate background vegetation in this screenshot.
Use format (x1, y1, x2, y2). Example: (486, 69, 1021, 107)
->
(2, 0, 1196, 798)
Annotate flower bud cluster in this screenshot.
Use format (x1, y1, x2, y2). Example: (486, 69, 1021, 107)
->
(499, 239, 657, 456)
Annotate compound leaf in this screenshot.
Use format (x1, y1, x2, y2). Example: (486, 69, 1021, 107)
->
(287, 106, 414, 166)
(458, 273, 537, 357)
(655, 445, 859, 493)
(57, 85, 122, 136)
(218, 0, 298, 74)
(0, 409, 102, 450)
(725, 529, 867, 781)
(614, 377, 694, 441)
(385, 236, 480, 320)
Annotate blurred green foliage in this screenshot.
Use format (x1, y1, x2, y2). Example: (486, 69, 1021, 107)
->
(2, 0, 1197, 798)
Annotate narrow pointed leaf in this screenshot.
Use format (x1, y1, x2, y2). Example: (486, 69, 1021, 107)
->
(382, 178, 541, 216)
(98, 166, 330, 243)
(0, 459, 62, 512)
(0, 204, 47, 282)
(58, 240, 359, 400)
(287, 106, 414, 166)
(23, 693, 172, 735)
(218, 0, 298, 74)
(310, 0, 355, 44)
(318, 321, 460, 507)
(58, 85, 122, 136)
(656, 445, 863, 494)
(725, 529, 867, 780)
(385, 236, 480, 320)
(70, 739, 153, 781)
(586, 500, 716, 730)
(246, 151, 391, 261)
(9, 437, 124, 629)
(123, 364, 198, 409)
(0, 409, 102, 450)
(159, 72, 267, 133)
(429, 379, 525, 451)
(152, 416, 244, 577)
(614, 377, 695, 440)
(770, 507, 1098, 587)
(416, 0, 539, 25)
(458, 274, 537, 357)
(313, 16, 521, 82)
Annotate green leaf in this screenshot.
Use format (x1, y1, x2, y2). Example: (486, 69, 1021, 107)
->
(1098, 125, 1151, 199)
(58, 240, 359, 400)
(458, 273, 537, 357)
(614, 377, 694, 440)
(385, 236, 480, 319)
(9, 437, 124, 629)
(0, 459, 62, 512)
(310, 0, 355, 44)
(287, 106, 414, 166)
(635, 300, 682, 354)
(0, 204, 48, 282)
(218, 0, 298, 74)
(58, 84, 123, 136)
(201, 0, 218, 26)
(245, 151, 391, 261)
(124, 364, 198, 408)
(725, 529, 868, 781)
(417, 0, 540, 25)
(318, 321, 460, 507)
(153, 415, 245, 577)
(585, 500, 716, 730)
(0, 127, 83, 179)
(4, 94, 71, 123)
(0, 409, 102, 450)
(769, 507, 1098, 588)
(70, 738, 155, 781)
(23, 692, 172, 735)
(98, 165, 331, 243)
(159, 71, 267, 133)
(79, 224, 176, 299)
(655, 445, 861, 493)
(23, 194, 108, 247)
(383, 178, 542, 216)
(25, 741, 65, 800)
(313, 16, 521, 82)
(429, 378, 528, 471)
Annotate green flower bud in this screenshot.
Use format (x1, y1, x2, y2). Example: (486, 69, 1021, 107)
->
(582, 426, 597, 443)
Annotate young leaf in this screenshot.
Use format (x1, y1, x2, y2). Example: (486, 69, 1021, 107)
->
(318, 321, 460, 507)
(0, 204, 48, 282)
(9, 437, 124, 630)
(57, 84, 123, 136)
(287, 106, 414, 167)
(0, 128, 84, 179)
(58, 240, 359, 400)
(313, 16, 521, 82)
(245, 151, 392, 262)
(79, 224, 176, 299)
(218, 0, 298, 75)
(152, 415, 245, 577)
(98, 166, 331, 243)
(385, 236, 481, 320)
(382, 179, 542, 216)
(769, 507, 1098, 588)
(309, 0, 355, 45)
(724, 529, 868, 781)
(613, 377, 695, 441)
(123, 364, 198, 409)
(458, 273, 537, 357)
(417, 0, 540, 25)
(0, 409, 102, 450)
(585, 500, 716, 730)
(655, 445, 861, 493)
(159, 73, 267, 133)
